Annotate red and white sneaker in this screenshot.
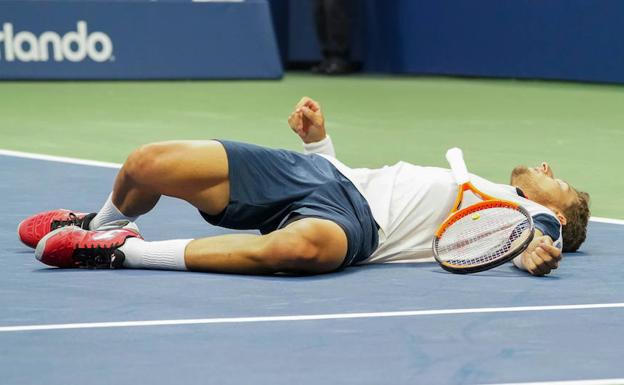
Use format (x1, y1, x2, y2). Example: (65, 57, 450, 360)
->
(34, 221, 142, 269)
(17, 209, 96, 249)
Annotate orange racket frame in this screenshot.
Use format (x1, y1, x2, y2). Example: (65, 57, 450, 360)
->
(432, 148, 534, 274)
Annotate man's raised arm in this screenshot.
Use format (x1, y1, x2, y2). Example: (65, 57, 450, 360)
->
(288, 97, 336, 157)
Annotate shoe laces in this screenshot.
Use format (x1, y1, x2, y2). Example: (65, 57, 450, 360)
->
(51, 213, 83, 231)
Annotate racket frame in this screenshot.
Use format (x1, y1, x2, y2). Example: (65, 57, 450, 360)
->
(432, 148, 535, 274)
(433, 200, 534, 274)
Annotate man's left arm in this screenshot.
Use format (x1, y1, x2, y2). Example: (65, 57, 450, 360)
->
(513, 229, 563, 276)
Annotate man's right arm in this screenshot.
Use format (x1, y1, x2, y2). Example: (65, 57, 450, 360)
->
(288, 96, 336, 158)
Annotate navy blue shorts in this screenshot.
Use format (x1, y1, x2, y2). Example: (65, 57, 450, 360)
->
(199, 140, 379, 267)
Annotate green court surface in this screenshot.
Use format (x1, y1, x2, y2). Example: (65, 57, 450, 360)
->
(0, 73, 622, 218)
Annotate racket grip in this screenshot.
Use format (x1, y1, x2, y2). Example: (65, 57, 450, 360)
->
(446, 147, 470, 184)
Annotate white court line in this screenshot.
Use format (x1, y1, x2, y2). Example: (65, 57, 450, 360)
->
(590, 216, 624, 225)
(1, 148, 623, 225)
(482, 379, 624, 385)
(0, 149, 121, 169)
(1, 302, 623, 333)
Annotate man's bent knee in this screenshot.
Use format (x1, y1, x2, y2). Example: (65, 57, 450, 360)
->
(123, 142, 174, 184)
(264, 231, 320, 271)
(263, 219, 348, 274)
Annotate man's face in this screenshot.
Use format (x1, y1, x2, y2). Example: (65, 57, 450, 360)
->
(510, 162, 578, 220)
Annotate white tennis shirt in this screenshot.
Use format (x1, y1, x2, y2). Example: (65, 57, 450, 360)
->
(303, 136, 563, 266)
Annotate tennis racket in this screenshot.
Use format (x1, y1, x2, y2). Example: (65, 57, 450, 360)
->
(432, 148, 535, 274)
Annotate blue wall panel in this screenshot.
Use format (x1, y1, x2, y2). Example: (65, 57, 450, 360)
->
(271, 0, 624, 84)
(4, 0, 624, 83)
(363, 0, 624, 83)
(0, 0, 283, 79)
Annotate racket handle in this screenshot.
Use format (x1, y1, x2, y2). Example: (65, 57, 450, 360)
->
(446, 147, 470, 184)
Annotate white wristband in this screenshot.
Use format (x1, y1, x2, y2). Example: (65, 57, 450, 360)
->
(302, 135, 336, 157)
(512, 254, 527, 271)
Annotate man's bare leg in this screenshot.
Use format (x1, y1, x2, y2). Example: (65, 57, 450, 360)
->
(89, 140, 230, 229)
(120, 217, 347, 274)
(113, 140, 230, 216)
(184, 218, 348, 274)
(92, 140, 348, 274)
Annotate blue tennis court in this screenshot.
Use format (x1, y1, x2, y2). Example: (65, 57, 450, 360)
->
(1, 151, 623, 385)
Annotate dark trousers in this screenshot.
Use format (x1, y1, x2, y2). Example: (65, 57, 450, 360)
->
(314, 0, 351, 59)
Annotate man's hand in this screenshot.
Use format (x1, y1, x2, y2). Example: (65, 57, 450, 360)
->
(521, 235, 562, 276)
(288, 97, 326, 144)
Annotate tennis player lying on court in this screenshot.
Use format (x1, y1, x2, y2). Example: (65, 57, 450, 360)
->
(18, 97, 590, 276)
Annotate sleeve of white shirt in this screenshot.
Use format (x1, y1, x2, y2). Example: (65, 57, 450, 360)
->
(302, 135, 336, 157)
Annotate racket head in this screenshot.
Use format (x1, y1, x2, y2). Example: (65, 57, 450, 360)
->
(432, 200, 535, 274)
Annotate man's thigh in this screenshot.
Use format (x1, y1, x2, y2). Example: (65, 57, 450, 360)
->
(134, 140, 230, 215)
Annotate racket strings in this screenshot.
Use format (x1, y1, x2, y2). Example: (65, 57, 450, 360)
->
(436, 207, 531, 267)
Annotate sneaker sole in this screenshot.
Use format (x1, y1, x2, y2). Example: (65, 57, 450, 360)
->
(34, 226, 76, 262)
(96, 220, 140, 235)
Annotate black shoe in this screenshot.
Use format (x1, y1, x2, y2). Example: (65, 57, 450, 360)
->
(324, 57, 352, 75)
(311, 59, 330, 74)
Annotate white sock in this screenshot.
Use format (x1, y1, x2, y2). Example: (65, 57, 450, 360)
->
(90, 193, 138, 230)
(119, 238, 191, 271)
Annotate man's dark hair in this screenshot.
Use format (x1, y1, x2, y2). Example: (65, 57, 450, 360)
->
(561, 190, 590, 252)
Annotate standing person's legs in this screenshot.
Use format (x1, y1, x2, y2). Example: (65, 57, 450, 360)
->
(314, 0, 329, 56)
(323, 0, 350, 61)
(312, 0, 352, 74)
